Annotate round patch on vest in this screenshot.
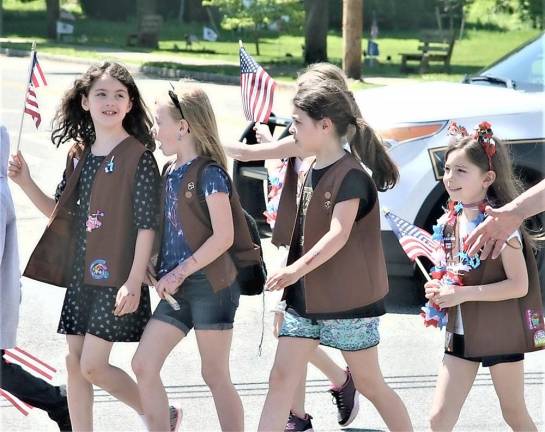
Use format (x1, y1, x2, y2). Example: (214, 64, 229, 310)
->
(188, 182, 195, 191)
(534, 329, 545, 348)
(324, 191, 331, 199)
(324, 200, 331, 209)
(89, 259, 110, 280)
(185, 191, 192, 198)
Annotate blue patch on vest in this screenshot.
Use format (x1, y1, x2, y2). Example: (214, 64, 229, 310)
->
(90, 259, 110, 280)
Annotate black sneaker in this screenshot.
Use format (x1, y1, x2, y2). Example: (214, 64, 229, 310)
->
(48, 386, 72, 432)
(328, 368, 359, 426)
(285, 411, 314, 432)
(49, 404, 72, 432)
(169, 405, 183, 432)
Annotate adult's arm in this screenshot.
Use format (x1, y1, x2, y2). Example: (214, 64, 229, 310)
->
(465, 179, 545, 259)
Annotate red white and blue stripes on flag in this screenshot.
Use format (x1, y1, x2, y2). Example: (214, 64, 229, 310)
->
(384, 209, 440, 265)
(24, 52, 47, 129)
(240, 46, 276, 124)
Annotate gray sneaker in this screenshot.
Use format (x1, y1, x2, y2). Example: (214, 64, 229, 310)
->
(285, 411, 314, 431)
(328, 368, 359, 426)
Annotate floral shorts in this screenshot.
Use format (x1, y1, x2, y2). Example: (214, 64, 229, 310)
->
(279, 311, 380, 351)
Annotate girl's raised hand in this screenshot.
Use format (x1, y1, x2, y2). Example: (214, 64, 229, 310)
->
(114, 281, 141, 316)
(8, 151, 32, 187)
(254, 123, 273, 143)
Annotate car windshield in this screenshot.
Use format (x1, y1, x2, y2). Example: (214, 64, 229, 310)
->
(470, 34, 544, 93)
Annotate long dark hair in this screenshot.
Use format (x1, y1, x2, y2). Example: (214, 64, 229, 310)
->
(293, 80, 398, 191)
(51, 62, 155, 152)
(445, 135, 541, 247)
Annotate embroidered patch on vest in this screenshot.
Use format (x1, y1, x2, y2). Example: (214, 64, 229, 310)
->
(86, 210, 104, 232)
(324, 191, 331, 199)
(185, 191, 192, 198)
(89, 259, 110, 280)
(188, 182, 195, 191)
(526, 309, 542, 330)
(324, 200, 331, 209)
(534, 329, 545, 348)
(104, 156, 115, 173)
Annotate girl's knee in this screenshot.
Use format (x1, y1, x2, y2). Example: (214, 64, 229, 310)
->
(201, 364, 231, 390)
(352, 373, 385, 402)
(268, 363, 294, 390)
(501, 404, 530, 429)
(65, 352, 83, 375)
(131, 353, 156, 380)
(80, 358, 107, 385)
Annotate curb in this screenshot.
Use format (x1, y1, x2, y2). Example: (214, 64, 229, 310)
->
(1, 46, 295, 91)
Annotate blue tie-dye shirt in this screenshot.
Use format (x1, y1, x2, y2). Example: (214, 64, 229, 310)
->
(157, 159, 231, 277)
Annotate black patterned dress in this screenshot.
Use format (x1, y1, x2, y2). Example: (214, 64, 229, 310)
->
(56, 151, 160, 342)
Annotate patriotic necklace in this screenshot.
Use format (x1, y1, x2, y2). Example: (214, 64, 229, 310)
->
(420, 199, 488, 328)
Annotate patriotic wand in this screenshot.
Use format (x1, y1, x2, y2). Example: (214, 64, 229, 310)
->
(16, 41, 37, 152)
(382, 208, 448, 328)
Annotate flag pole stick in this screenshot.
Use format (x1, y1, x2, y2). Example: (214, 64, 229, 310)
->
(239, 39, 243, 49)
(415, 257, 432, 282)
(16, 41, 37, 152)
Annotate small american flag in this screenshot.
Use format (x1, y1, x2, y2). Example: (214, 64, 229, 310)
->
(240, 46, 276, 124)
(383, 209, 440, 265)
(24, 52, 47, 129)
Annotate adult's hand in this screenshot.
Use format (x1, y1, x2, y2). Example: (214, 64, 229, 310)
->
(465, 203, 524, 259)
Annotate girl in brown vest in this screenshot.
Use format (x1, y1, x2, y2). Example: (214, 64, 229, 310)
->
(226, 63, 375, 430)
(131, 84, 253, 431)
(424, 122, 544, 431)
(8, 62, 161, 430)
(258, 79, 413, 431)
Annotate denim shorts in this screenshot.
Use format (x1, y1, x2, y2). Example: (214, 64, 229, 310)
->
(152, 272, 240, 335)
(278, 311, 380, 351)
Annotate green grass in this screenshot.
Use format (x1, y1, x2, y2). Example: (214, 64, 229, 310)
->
(1, 0, 541, 84)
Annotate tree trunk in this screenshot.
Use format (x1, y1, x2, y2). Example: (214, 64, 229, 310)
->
(254, 25, 260, 56)
(178, 0, 185, 21)
(46, 0, 60, 39)
(343, 0, 363, 79)
(304, 0, 328, 64)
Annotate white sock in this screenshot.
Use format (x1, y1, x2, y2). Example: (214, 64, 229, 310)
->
(139, 414, 149, 431)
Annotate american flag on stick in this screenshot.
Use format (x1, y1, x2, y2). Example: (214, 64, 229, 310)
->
(24, 51, 47, 129)
(383, 208, 440, 267)
(1, 347, 58, 416)
(239, 42, 276, 124)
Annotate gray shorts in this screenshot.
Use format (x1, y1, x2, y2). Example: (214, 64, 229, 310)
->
(152, 272, 240, 335)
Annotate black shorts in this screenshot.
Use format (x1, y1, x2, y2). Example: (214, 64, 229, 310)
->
(445, 333, 524, 367)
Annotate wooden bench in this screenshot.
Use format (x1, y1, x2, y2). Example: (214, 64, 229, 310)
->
(400, 32, 455, 73)
(127, 14, 163, 49)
